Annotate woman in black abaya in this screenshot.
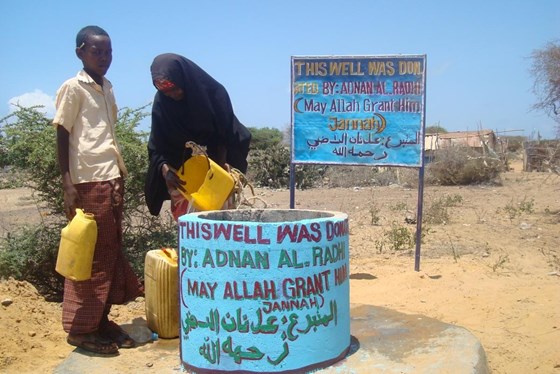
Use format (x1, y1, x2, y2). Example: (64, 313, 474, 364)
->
(145, 53, 251, 218)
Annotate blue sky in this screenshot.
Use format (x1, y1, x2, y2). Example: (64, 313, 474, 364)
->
(1, 0, 558, 138)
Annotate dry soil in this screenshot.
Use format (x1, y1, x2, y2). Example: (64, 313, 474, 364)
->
(0, 165, 559, 373)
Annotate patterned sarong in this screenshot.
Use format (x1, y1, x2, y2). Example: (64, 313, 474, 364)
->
(62, 178, 143, 334)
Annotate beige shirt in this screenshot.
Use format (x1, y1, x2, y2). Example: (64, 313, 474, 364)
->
(53, 70, 127, 184)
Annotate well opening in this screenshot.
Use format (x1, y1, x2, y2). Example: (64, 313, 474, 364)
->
(196, 209, 336, 223)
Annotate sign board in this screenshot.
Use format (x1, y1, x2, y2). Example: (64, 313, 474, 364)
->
(291, 55, 426, 167)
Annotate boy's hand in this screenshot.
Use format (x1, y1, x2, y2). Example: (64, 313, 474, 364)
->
(63, 185, 81, 220)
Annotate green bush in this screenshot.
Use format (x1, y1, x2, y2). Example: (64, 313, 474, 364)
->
(0, 224, 65, 301)
(425, 125, 448, 134)
(1, 106, 62, 211)
(376, 222, 414, 252)
(247, 144, 290, 188)
(247, 127, 284, 150)
(0, 168, 26, 189)
(423, 194, 463, 225)
(247, 142, 325, 189)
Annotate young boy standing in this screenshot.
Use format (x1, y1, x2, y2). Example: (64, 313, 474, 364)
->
(53, 25, 143, 355)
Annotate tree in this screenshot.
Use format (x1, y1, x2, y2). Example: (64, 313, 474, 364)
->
(425, 124, 448, 134)
(530, 41, 560, 137)
(247, 127, 284, 150)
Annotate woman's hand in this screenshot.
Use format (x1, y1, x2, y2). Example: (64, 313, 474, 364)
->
(162, 164, 186, 193)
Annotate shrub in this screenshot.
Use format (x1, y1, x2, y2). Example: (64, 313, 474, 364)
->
(0, 224, 65, 301)
(426, 147, 502, 185)
(425, 125, 448, 134)
(247, 144, 290, 188)
(0, 168, 26, 189)
(247, 143, 325, 189)
(323, 166, 377, 188)
(247, 127, 284, 150)
(499, 196, 535, 221)
(323, 166, 407, 188)
(1, 105, 62, 211)
(423, 194, 463, 225)
(384, 222, 414, 251)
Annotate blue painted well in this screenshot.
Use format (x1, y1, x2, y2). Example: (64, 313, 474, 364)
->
(178, 209, 350, 373)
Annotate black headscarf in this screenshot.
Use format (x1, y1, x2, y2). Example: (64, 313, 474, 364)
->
(145, 53, 251, 216)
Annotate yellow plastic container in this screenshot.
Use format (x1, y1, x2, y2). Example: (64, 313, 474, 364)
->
(145, 248, 179, 339)
(177, 154, 235, 211)
(55, 208, 97, 281)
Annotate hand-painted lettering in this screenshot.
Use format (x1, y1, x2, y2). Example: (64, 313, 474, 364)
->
(261, 296, 319, 314)
(282, 270, 330, 298)
(179, 221, 271, 244)
(186, 300, 338, 366)
(202, 249, 270, 269)
(326, 220, 349, 240)
(187, 279, 217, 300)
(223, 280, 277, 301)
(276, 222, 321, 243)
(312, 241, 346, 266)
(277, 249, 305, 268)
(368, 60, 395, 76)
(328, 61, 364, 76)
(334, 263, 348, 286)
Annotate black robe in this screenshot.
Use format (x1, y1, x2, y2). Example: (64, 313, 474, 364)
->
(145, 53, 251, 215)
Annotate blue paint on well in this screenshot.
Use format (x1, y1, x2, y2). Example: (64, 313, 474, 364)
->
(178, 209, 350, 373)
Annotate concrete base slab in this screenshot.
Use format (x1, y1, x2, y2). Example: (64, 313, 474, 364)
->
(54, 304, 489, 374)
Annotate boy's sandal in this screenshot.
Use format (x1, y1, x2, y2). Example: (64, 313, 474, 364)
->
(99, 320, 136, 349)
(67, 332, 119, 355)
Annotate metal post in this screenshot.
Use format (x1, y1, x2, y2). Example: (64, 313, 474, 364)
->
(414, 165, 425, 271)
(289, 162, 296, 209)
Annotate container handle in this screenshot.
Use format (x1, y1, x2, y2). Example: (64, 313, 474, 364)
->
(75, 208, 94, 220)
(179, 141, 212, 177)
(161, 247, 172, 257)
(161, 247, 178, 262)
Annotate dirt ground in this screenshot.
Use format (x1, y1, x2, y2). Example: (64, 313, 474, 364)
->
(0, 164, 559, 373)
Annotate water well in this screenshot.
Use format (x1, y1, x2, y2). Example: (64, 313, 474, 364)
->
(178, 209, 350, 373)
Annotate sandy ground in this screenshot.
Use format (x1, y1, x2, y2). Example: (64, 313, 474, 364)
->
(0, 165, 559, 373)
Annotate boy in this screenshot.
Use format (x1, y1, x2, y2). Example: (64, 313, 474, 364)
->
(53, 25, 142, 355)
